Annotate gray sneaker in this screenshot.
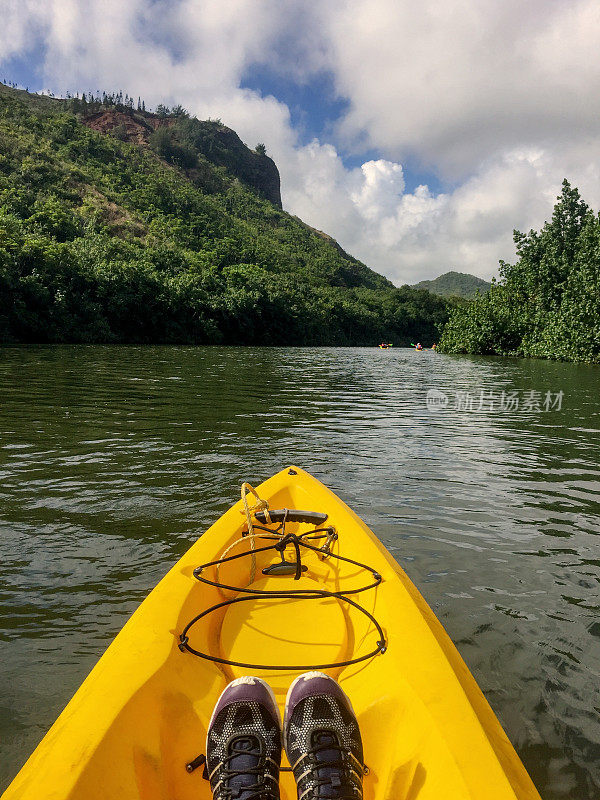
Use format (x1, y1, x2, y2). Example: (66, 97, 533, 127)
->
(284, 672, 363, 800)
(206, 676, 282, 800)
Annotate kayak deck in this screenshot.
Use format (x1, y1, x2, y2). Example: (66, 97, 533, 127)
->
(3, 467, 541, 800)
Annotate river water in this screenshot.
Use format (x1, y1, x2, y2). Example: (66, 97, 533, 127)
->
(0, 345, 599, 798)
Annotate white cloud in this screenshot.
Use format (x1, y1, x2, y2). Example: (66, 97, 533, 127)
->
(1, 0, 600, 283)
(318, 0, 600, 176)
(351, 161, 405, 222)
(0, 0, 49, 64)
(282, 142, 600, 283)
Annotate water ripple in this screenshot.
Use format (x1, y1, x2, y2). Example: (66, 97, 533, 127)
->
(0, 345, 599, 797)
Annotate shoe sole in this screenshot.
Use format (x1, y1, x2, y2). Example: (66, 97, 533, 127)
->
(283, 671, 357, 755)
(206, 676, 282, 755)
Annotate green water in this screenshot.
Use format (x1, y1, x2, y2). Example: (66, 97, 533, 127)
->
(1, 345, 599, 798)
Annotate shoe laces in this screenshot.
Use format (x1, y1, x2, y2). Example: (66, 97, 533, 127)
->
(294, 732, 363, 800)
(211, 736, 278, 800)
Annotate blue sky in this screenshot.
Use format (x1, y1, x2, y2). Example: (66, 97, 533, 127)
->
(4, 42, 448, 197)
(2, 51, 45, 91)
(241, 65, 448, 195)
(1, 1, 599, 285)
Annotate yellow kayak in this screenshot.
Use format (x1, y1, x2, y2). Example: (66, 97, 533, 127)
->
(3, 467, 541, 800)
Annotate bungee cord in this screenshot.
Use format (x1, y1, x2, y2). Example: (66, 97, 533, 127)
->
(178, 484, 387, 672)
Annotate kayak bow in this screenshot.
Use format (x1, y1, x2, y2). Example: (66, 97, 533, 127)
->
(3, 467, 541, 800)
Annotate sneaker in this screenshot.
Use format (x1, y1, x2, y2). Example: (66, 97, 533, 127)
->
(284, 672, 364, 800)
(206, 676, 282, 800)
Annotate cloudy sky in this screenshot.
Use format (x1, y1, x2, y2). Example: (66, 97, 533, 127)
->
(2, 0, 600, 284)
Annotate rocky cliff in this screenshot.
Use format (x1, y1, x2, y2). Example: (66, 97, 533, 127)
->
(81, 108, 281, 208)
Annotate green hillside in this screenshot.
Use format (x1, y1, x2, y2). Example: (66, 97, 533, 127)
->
(413, 271, 491, 298)
(0, 84, 450, 345)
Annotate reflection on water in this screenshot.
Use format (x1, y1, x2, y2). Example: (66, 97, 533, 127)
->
(0, 345, 599, 798)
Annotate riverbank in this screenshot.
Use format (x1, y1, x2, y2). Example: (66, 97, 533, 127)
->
(439, 181, 600, 364)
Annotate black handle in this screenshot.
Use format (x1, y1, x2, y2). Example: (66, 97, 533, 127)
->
(254, 509, 328, 525)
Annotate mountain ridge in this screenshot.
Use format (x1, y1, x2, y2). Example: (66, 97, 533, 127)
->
(1, 84, 284, 208)
(0, 82, 449, 344)
(413, 270, 491, 298)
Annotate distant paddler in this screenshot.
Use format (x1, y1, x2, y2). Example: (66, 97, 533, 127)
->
(411, 342, 423, 350)
(378, 342, 393, 349)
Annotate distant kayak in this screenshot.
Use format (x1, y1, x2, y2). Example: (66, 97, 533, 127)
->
(378, 343, 393, 349)
(4, 468, 541, 800)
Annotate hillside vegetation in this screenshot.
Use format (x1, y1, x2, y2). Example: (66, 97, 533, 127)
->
(414, 271, 491, 298)
(0, 84, 450, 345)
(440, 181, 600, 362)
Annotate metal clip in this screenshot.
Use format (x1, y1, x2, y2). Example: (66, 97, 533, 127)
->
(318, 527, 338, 560)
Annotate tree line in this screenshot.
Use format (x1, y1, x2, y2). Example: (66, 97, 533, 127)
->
(439, 180, 600, 363)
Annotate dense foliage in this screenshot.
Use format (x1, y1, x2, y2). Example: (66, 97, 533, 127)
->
(0, 85, 450, 345)
(148, 116, 282, 207)
(439, 181, 600, 362)
(414, 270, 491, 299)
